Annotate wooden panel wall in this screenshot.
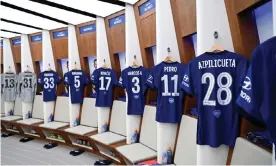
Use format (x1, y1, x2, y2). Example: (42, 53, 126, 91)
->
(134, 0, 156, 68)
(175, 0, 197, 37)
(50, 27, 68, 60)
(29, 32, 42, 62)
(10, 37, 21, 74)
(105, 10, 126, 99)
(76, 21, 97, 96)
(105, 10, 126, 71)
(50, 27, 68, 95)
(76, 21, 97, 58)
(29, 32, 43, 92)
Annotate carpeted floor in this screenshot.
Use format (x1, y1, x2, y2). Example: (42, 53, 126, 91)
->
(1, 134, 101, 165)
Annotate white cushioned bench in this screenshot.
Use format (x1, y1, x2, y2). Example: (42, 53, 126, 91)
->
(231, 137, 272, 165)
(65, 98, 98, 135)
(174, 115, 197, 165)
(1, 97, 22, 121)
(91, 100, 126, 145)
(17, 95, 44, 125)
(116, 105, 157, 164)
(39, 96, 69, 129)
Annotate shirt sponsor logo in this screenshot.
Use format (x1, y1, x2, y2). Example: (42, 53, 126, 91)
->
(147, 75, 153, 83)
(240, 90, 251, 103)
(242, 76, 251, 90)
(183, 74, 189, 82)
(134, 95, 139, 99)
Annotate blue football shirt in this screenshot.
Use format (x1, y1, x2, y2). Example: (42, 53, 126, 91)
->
(236, 37, 276, 158)
(64, 70, 89, 104)
(146, 61, 186, 123)
(38, 70, 61, 102)
(181, 50, 248, 147)
(91, 68, 118, 107)
(118, 66, 149, 115)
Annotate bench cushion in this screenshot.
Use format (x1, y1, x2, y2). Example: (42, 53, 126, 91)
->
(39, 121, 69, 129)
(17, 118, 43, 125)
(1, 115, 22, 121)
(65, 125, 97, 135)
(231, 137, 272, 165)
(116, 143, 157, 163)
(91, 132, 126, 145)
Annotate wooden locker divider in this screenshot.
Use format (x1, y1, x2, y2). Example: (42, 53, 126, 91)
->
(75, 21, 97, 97)
(105, 10, 126, 100)
(10, 36, 21, 74)
(134, 0, 157, 105)
(29, 32, 43, 93)
(50, 27, 68, 96)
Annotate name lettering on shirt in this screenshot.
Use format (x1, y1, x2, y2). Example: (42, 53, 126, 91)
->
(198, 59, 236, 69)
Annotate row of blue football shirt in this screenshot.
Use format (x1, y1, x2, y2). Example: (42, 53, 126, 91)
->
(37, 36, 275, 155)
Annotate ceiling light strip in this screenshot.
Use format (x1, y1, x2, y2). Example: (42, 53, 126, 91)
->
(1, 2, 69, 25)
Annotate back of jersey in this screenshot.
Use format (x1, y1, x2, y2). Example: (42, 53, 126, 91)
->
(38, 71, 60, 102)
(18, 72, 37, 102)
(181, 50, 247, 147)
(64, 70, 89, 104)
(118, 66, 149, 115)
(91, 68, 118, 107)
(1, 73, 17, 102)
(147, 61, 186, 123)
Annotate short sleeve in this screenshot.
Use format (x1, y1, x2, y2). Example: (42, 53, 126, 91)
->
(236, 49, 264, 122)
(91, 69, 98, 85)
(55, 72, 61, 84)
(146, 68, 155, 89)
(181, 62, 195, 95)
(112, 71, 118, 86)
(83, 72, 89, 85)
(38, 72, 43, 84)
(118, 70, 125, 88)
(64, 72, 70, 85)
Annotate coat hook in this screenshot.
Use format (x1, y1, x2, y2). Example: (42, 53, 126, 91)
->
(134, 55, 136, 60)
(214, 31, 219, 39)
(167, 47, 171, 53)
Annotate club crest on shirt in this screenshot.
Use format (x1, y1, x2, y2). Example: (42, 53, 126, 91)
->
(119, 77, 122, 84)
(242, 76, 251, 90)
(134, 95, 139, 99)
(213, 110, 221, 118)
(168, 98, 174, 104)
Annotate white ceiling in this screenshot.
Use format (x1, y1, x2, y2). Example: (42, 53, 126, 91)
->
(1, 21, 41, 34)
(0, 0, 140, 38)
(0, 31, 20, 38)
(46, 0, 125, 17)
